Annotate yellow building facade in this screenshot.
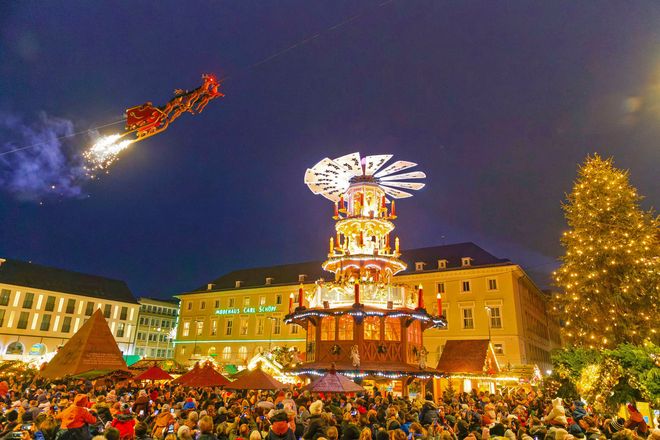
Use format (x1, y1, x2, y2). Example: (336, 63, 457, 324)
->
(134, 297, 180, 359)
(175, 243, 560, 372)
(0, 258, 139, 359)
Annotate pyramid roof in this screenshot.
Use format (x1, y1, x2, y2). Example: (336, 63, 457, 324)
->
(172, 361, 230, 387)
(40, 309, 128, 379)
(306, 370, 364, 393)
(225, 366, 285, 390)
(133, 365, 173, 381)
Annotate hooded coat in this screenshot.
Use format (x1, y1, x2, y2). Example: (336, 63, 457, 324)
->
(56, 395, 97, 430)
(543, 398, 568, 427)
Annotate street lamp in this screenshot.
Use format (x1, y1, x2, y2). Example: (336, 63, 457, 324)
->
(485, 306, 492, 342)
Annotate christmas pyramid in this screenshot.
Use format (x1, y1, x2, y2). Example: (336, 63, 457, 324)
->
(40, 309, 128, 379)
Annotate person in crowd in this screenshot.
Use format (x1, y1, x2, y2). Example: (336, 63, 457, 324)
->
(304, 401, 326, 440)
(110, 404, 136, 440)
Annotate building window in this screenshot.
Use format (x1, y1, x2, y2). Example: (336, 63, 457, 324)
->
(384, 317, 401, 341)
(415, 262, 425, 271)
(66, 299, 75, 314)
(117, 323, 125, 338)
(0, 289, 10, 306)
(186, 302, 192, 310)
(461, 281, 471, 293)
(259, 296, 266, 306)
(238, 346, 248, 360)
(222, 346, 231, 360)
(256, 318, 264, 335)
(437, 282, 445, 294)
(45, 296, 55, 312)
(225, 319, 233, 336)
(273, 317, 281, 335)
(488, 278, 498, 291)
(210, 320, 217, 336)
(338, 315, 354, 340)
(290, 323, 299, 334)
(228, 298, 235, 308)
(489, 306, 502, 328)
(61, 316, 72, 333)
(102, 304, 111, 318)
(321, 316, 335, 340)
(298, 274, 306, 283)
(243, 297, 250, 307)
(23, 292, 34, 309)
(39, 314, 51, 331)
(461, 307, 474, 329)
(200, 301, 206, 310)
(0, 310, 5, 327)
(120, 306, 128, 320)
(182, 321, 190, 337)
(85, 302, 94, 316)
(364, 317, 380, 340)
(437, 259, 448, 269)
(493, 343, 504, 355)
(240, 318, 249, 335)
(461, 257, 472, 267)
(276, 295, 282, 305)
(17, 312, 29, 329)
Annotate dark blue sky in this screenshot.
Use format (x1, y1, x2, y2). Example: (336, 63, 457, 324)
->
(1, 1, 658, 298)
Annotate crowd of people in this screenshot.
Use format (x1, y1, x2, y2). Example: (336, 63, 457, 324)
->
(0, 377, 657, 440)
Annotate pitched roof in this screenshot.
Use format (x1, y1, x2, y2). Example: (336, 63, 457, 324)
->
(190, 242, 509, 293)
(0, 258, 137, 304)
(436, 339, 499, 374)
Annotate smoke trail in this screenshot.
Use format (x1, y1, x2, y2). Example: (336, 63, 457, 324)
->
(0, 112, 88, 201)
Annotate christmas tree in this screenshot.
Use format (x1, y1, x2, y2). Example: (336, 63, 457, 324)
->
(552, 154, 659, 348)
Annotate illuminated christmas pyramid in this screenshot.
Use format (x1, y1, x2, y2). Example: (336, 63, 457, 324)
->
(286, 153, 445, 380)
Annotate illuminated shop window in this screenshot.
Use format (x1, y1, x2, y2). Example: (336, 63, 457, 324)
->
(364, 316, 381, 340)
(321, 316, 336, 340)
(338, 315, 354, 340)
(384, 317, 400, 341)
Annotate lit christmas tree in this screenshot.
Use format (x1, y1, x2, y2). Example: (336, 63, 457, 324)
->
(552, 154, 659, 348)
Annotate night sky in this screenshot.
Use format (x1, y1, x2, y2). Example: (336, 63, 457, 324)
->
(1, 1, 658, 298)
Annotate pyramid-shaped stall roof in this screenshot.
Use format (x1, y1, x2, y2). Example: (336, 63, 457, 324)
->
(306, 370, 364, 393)
(40, 309, 128, 379)
(133, 365, 173, 381)
(172, 362, 230, 387)
(225, 366, 285, 390)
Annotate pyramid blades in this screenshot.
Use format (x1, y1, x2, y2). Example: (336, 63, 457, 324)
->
(373, 160, 418, 178)
(380, 181, 426, 191)
(382, 186, 414, 199)
(363, 154, 393, 176)
(334, 152, 362, 177)
(379, 171, 426, 181)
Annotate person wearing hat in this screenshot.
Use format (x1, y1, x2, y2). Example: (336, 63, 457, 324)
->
(55, 394, 97, 438)
(303, 401, 326, 440)
(111, 404, 136, 440)
(268, 411, 295, 440)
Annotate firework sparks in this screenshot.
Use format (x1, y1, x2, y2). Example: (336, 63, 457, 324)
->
(83, 134, 134, 173)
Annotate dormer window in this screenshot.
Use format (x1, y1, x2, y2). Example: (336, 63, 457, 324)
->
(265, 277, 274, 285)
(235, 280, 243, 288)
(415, 262, 426, 271)
(461, 257, 473, 267)
(298, 274, 307, 283)
(437, 259, 448, 269)
(207, 283, 215, 291)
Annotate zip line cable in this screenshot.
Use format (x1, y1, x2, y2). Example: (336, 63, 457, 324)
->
(0, 0, 397, 157)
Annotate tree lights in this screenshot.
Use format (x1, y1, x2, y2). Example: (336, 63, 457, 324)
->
(552, 154, 659, 348)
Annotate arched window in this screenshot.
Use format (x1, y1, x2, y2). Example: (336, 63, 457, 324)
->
(364, 317, 380, 340)
(321, 316, 336, 340)
(207, 347, 217, 357)
(384, 317, 401, 341)
(222, 346, 231, 360)
(338, 315, 354, 340)
(6, 342, 24, 355)
(238, 346, 248, 360)
(29, 343, 47, 356)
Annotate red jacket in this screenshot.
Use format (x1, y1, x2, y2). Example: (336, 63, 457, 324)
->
(111, 414, 136, 440)
(57, 395, 97, 429)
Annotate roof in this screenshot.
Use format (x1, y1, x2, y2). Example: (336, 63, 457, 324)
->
(0, 258, 137, 304)
(190, 242, 510, 293)
(436, 339, 498, 374)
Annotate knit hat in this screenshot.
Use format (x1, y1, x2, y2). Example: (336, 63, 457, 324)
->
(309, 400, 323, 415)
(270, 410, 288, 423)
(610, 418, 625, 432)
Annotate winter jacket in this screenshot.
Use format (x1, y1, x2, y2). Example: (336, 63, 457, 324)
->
(419, 401, 439, 426)
(132, 397, 149, 416)
(303, 415, 327, 440)
(543, 399, 567, 427)
(267, 426, 296, 440)
(572, 402, 586, 422)
(111, 413, 136, 440)
(56, 395, 97, 430)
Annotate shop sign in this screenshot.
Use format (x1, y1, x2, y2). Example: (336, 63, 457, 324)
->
(215, 305, 278, 315)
